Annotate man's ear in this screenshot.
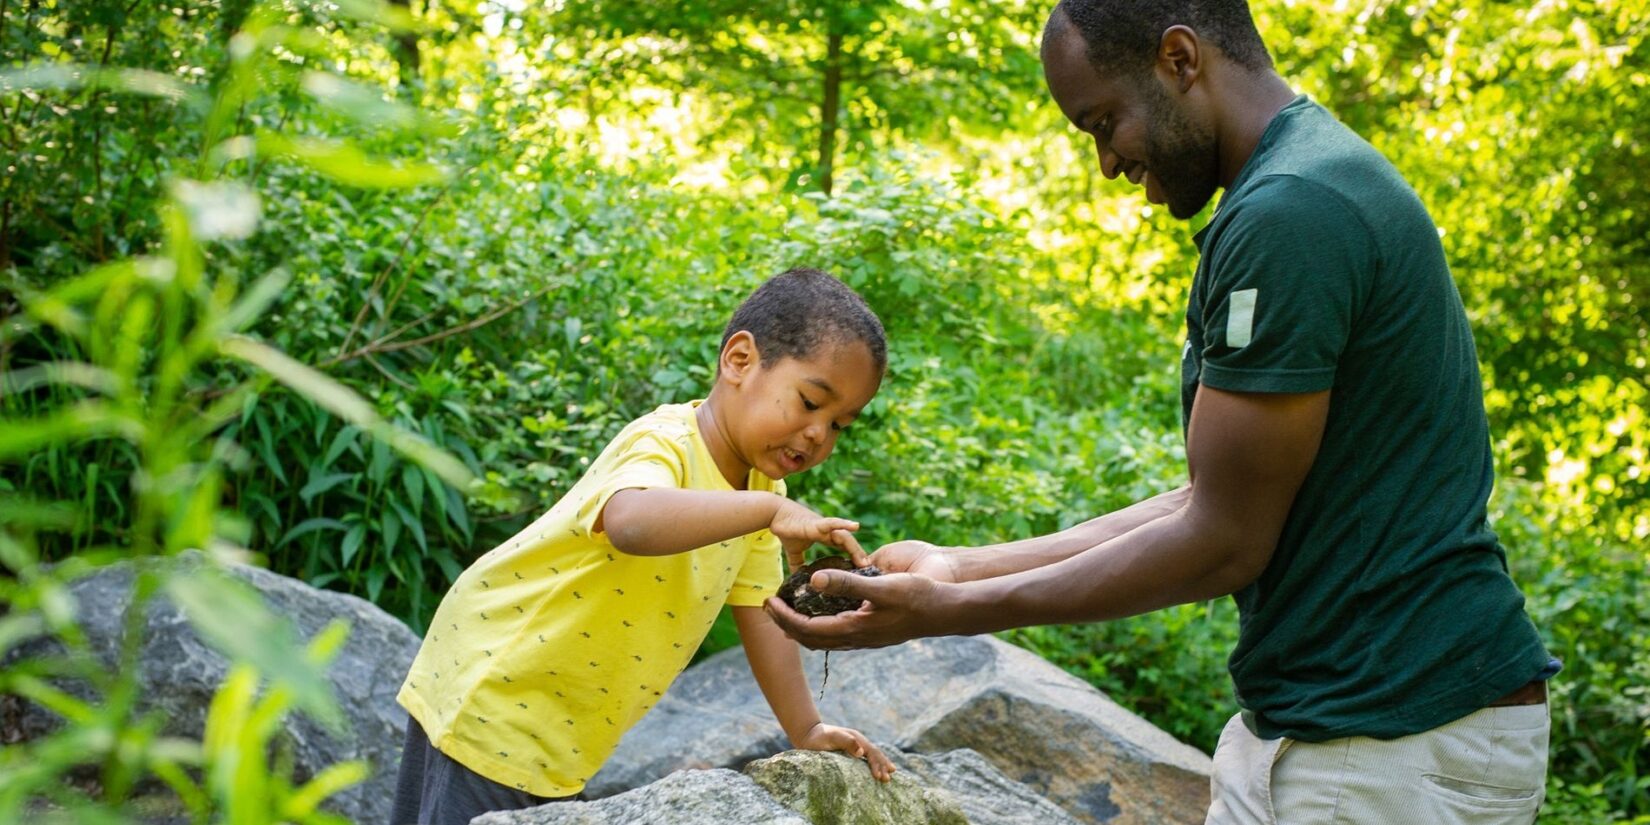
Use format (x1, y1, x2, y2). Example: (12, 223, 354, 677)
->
(1157, 25, 1201, 94)
(718, 331, 760, 386)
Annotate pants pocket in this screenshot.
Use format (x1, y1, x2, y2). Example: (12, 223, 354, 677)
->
(1423, 773, 1543, 808)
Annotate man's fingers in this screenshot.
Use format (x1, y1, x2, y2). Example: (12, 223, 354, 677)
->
(763, 596, 864, 650)
(809, 568, 877, 598)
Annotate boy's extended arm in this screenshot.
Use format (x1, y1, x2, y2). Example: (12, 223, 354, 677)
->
(601, 489, 780, 556)
(603, 488, 863, 566)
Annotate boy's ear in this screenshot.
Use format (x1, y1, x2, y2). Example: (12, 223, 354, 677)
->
(719, 331, 760, 386)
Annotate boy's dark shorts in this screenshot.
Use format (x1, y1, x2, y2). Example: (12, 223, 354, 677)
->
(390, 716, 576, 825)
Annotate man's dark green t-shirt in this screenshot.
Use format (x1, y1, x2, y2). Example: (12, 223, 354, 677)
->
(1180, 95, 1549, 742)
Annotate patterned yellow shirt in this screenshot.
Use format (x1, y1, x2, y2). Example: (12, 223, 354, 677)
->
(397, 401, 785, 797)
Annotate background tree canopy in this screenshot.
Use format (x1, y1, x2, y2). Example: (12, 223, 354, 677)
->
(2, 0, 1645, 821)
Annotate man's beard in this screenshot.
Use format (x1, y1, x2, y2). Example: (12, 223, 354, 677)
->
(1142, 81, 1221, 219)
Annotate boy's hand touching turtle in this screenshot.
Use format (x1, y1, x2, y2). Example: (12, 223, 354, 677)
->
(770, 499, 869, 571)
(794, 722, 896, 782)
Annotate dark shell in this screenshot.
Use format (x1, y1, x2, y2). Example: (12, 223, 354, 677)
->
(777, 556, 883, 617)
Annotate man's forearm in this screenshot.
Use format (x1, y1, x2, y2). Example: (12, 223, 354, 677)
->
(942, 485, 1190, 581)
(936, 500, 1269, 634)
(603, 488, 781, 556)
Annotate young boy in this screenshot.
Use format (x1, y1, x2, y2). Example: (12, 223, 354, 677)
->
(391, 268, 895, 824)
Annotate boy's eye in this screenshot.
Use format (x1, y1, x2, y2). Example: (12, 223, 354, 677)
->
(800, 394, 819, 412)
(830, 421, 844, 432)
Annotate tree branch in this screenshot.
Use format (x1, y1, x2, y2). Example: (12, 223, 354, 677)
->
(320, 282, 556, 369)
(335, 162, 478, 358)
(363, 351, 414, 389)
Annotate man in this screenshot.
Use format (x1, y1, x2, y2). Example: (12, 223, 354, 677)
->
(764, 1, 1556, 821)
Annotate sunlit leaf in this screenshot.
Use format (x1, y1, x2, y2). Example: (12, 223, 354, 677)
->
(282, 759, 369, 818)
(0, 362, 119, 398)
(169, 180, 262, 241)
(0, 64, 203, 105)
(300, 72, 457, 136)
(330, 0, 421, 32)
(0, 496, 77, 532)
(0, 404, 139, 461)
(256, 133, 448, 189)
(0, 614, 46, 661)
(219, 336, 474, 489)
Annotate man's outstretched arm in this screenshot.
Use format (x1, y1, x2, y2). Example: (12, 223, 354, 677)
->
(881, 485, 1190, 583)
(765, 385, 1329, 648)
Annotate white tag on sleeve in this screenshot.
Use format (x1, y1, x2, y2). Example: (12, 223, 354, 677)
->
(1227, 289, 1257, 348)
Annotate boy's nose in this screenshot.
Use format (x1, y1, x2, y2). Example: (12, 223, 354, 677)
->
(803, 422, 828, 446)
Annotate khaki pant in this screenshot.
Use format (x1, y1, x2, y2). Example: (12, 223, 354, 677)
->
(1206, 703, 1549, 825)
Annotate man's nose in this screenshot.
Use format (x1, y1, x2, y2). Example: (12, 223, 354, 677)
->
(1096, 136, 1122, 180)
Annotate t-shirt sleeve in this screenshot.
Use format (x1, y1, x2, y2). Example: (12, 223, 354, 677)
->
(1196, 174, 1374, 393)
(726, 479, 786, 607)
(574, 427, 688, 537)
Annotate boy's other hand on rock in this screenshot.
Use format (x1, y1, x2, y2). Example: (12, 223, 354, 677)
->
(795, 722, 896, 782)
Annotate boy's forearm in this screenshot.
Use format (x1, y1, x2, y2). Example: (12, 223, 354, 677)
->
(943, 485, 1189, 581)
(731, 606, 822, 745)
(602, 488, 783, 556)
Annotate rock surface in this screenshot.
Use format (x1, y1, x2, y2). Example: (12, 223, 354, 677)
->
(886, 748, 1082, 825)
(5, 556, 417, 825)
(9, 560, 1217, 825)
(590, 636, 1212, 824)
(744, 750, 967, 825)
(477, 746, 1075, 825)
(470, 769, 810, 825)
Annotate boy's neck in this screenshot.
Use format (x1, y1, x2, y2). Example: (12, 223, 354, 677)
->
(694, 395, 750, 489)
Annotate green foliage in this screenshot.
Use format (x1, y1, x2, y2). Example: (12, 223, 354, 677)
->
(0, 0, 474, 818)
(4, 0, 1647, 820)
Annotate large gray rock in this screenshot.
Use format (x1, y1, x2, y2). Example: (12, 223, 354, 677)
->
(744, 749, 966, 825)
(6, 555, 417, 824)
(478, 747, 1071, 825)
(471, 769, 809, 825)
(591, 636, 1211, 824)
(886, 748, 1082, 825)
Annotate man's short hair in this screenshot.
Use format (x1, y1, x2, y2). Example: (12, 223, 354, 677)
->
(1050, 0, 1273, 76)
(721, 268, 888, 372)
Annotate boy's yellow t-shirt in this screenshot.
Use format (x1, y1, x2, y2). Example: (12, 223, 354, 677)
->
(396, 401, 785, 797)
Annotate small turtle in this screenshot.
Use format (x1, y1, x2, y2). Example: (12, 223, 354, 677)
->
(778, 556, 882, 617)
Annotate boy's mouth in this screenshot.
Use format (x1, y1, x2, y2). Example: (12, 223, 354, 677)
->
(779, 447, 808, 472)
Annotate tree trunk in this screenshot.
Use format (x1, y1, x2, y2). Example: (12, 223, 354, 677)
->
(388, 0, 421, 94)
(817, 29, 843, 196)
(0, 200, 11, 270)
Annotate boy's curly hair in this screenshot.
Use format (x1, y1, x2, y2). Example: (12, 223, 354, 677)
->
(721, 268, 887, 372)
